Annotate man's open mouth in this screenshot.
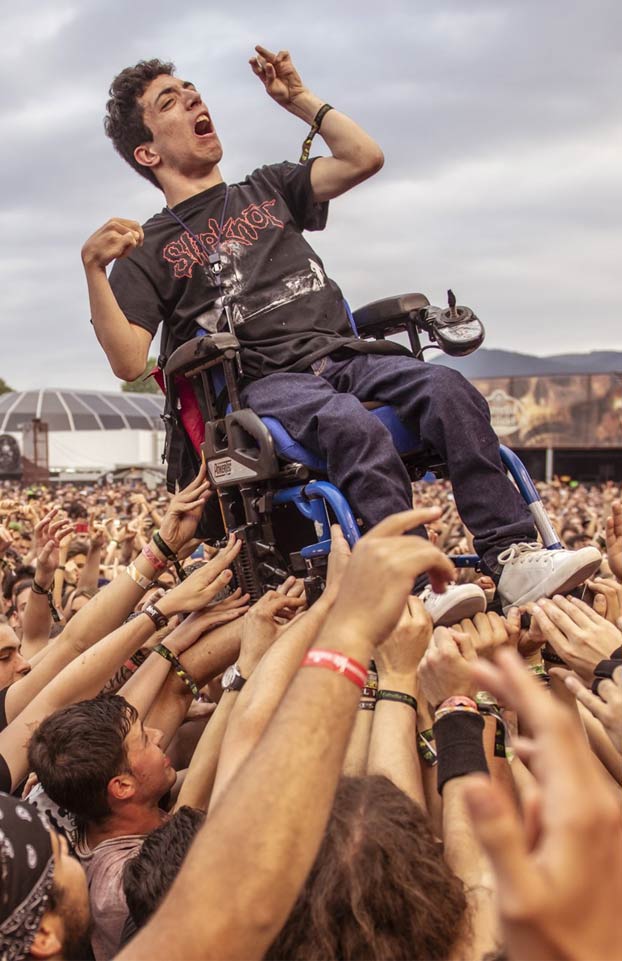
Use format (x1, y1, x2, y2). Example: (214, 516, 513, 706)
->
(194, 113, 213, 136)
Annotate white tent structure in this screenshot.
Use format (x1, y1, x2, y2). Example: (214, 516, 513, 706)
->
(0, 389, 165, 472)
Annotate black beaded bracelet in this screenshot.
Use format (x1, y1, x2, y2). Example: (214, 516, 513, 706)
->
(376, 690, 418, 712)
(541, 644, 567, 667)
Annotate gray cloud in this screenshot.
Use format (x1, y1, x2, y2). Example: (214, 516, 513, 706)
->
(0, 0, 620, 390)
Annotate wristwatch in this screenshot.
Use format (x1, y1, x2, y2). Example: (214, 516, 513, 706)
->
(221, 662, 247, 692)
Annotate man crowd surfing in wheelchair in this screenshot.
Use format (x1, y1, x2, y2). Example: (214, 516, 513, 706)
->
(82, 44, 601, 625)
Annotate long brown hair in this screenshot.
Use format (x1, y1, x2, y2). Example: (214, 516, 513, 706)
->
(268, 775, 467, 961)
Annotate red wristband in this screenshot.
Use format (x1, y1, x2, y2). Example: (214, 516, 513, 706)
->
(142, 543, 167, 571)
(301, 650, 368, 690)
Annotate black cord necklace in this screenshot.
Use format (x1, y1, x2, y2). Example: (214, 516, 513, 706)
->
(165, 184, 230, 287)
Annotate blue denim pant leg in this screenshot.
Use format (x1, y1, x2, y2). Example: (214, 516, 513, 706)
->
(240, 369, 417, 532)
(316, 352, 537, 569)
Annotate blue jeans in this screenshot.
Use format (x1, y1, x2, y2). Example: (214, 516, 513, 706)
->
(241, 352, 536, 570)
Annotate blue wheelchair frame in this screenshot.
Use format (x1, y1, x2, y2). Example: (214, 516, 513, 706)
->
(164, 292, 561, 600)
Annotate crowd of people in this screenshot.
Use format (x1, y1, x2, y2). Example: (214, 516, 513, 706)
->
(0, 470, 620, 960)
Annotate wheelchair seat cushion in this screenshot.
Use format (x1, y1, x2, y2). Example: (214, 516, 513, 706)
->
(261, 406, 424, 471)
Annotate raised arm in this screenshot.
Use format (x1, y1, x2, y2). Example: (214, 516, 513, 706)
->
(81, 217, 152, 381)
(367, 597, 432, 806)
(117, 507, 454, 961)
(4, 468, 211, 724)
(250, 45, 384, 202)
(5, 553, 236, 791)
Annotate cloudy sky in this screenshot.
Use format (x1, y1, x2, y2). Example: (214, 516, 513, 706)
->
(1, 0, 620, 392)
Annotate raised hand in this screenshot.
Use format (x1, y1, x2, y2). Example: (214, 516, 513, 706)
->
(605, 500, 622, 582)
(373, 597, 432, 691)
(81, 218, 144, 270)
(238, 590, 306, 676)
(166, 600, 250, 657)
(32, 506, 60, 556)
(36, 516, 75, 588)
(562, 665, 622, 753)
(158, 460, 212, 555)
(328, 507, 454, 648)
(323, 524, 352, 604)
(531, 595, 622, 682)
(452, 609, 519, 660)
(159, 535, 242, 615)
(417, 627, 478, 708)
(587, 576, 622, 624)
(462, 648, 622, 961)
(249, 46, 306, 107)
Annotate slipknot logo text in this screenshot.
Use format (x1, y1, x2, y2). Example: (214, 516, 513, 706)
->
(162, 199, 284, 279)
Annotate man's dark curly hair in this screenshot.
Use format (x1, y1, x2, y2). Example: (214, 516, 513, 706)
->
(104, 59, 175, 189)
(28, 694, 138, 824)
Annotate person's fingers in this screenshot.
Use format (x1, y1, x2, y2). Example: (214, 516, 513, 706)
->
(564, 674, 610, 722)
(452, 627, 477, 660)
(593, 677, 618, 702)
(456, 617, 478, 642)
(521, 789, 543, 853)
(469, 649, 546, 737)
(365, 507, 442, 540)
(531, 605, 569, 651)
(511, 735, 537, 764)
(567, 594, 613, 625)
(540, 595, 591, 631)
(254, 44, 277, 61)
(462, 776, 535, 904)
(276, 575, 297, 595)
(39, 540, 54, 563)
(592, 592, 608, 618)
(436, 627, 461, 654)
(505, 606, 521, 644)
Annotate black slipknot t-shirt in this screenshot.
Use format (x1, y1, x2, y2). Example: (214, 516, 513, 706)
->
(109, 160, 406, 381)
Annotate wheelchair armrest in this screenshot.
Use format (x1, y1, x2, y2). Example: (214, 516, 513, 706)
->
(352, 293, 430, 338)
(165, 332, 240, 379)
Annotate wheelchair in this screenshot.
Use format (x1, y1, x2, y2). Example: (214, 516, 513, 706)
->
(163, 291, 562, 603)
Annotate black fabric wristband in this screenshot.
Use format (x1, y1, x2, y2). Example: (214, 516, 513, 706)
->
(609, 645, 622, 660)
(592, 657, 622, 695)
(31, 579, 51, 595)
(142, 603, 168, 631)
(153, 531, 176, 560)
(434, 711, 488, 795)
(376, 689, 417, 712)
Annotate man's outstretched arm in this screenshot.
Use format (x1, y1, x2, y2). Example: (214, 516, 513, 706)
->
(250, 45, 384, 202)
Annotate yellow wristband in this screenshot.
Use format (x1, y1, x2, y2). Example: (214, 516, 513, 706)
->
(125, 563, 153, 591)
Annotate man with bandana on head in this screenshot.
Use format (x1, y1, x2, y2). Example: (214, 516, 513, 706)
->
(0, 794, 91, 961)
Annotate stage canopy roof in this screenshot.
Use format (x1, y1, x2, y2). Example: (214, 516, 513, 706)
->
(0, 389, 163, 432)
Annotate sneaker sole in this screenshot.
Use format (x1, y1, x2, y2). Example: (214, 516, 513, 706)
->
(501, 556, 602, 614)
(433, 595, 487, 627)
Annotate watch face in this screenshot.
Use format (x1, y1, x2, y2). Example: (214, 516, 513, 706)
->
(221, 665, 237, 689)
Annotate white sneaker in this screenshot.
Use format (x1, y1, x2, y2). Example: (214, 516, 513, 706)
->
(497, 542, 602, 613)
(420, 583, 487, 627)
